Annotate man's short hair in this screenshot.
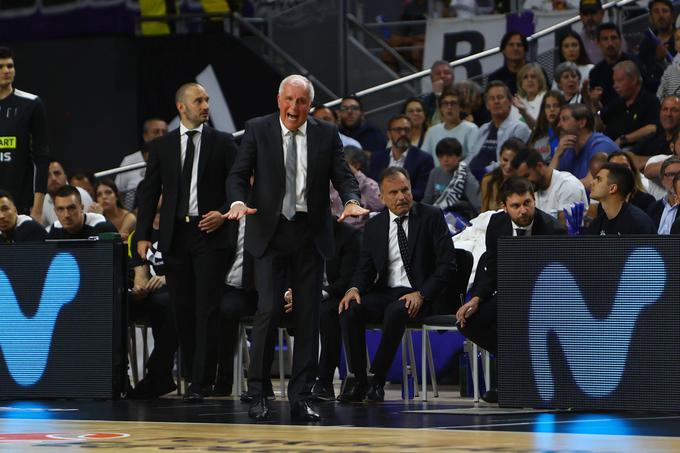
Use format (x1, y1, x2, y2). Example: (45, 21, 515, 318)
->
(378, 166, 410, 186)
(0, 46, 12, 59)
(613, 60, 642, 84)
(174, 82, 202, 104)
(500, 31, 528, 52)
(53, 185, 82, 204)
(580, 0, 603, 14)
(142, 118, 166, 134)
(661, 156, 680, 179)
(0, 189, 15, 204)
(499, 176, 535, 204)
(484, 80, 513, 102)
(279, 74, 315, 103)
(600, 163, 634, 198)
(343, 146, 369, 172)
(435, 138, 463, 157)
(649, 0, 672, 12)
(511, 148, 544, 170)
(564, 103, 595, 131)
(387, 114, 412, 130)
(596, 23, 621, 41)
(430, 60, 451, 74)
(341, 95, 363, 110)
(438, 89, 458, 106)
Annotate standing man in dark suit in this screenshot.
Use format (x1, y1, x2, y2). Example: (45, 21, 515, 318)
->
(368, 115, 434, 201)
(137, 83, 238, 402)
(338, 167, 457, 403)
(224, 74, 366, 422)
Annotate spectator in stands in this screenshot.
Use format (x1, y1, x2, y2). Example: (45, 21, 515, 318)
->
(555, 30, 593, 88)
(421, 90, 479, 158)
(330, 146, 384, 229)
(0, 190, 46, 243)
(633, 95, 679, 163)
(46, 185, 117, 239)
(551, 104, 619, 185)
(115, 118, 168, 210)
(607, 151, 656, 213)
(523, 0, 578, 11)
(401, 98, 429, 149)
(579, 0, 606, 64)
(381, 0, 428, 71)
(644, 126, 680, 193)
(512, 63, 547, 127)
(671, 172, 680, 233)
(658, 28, 680, 98)
(0, 47, 49, 221)
(646, 156, 680, 233)
(554, 62, 585, 104)
(90, 178, 136, 241)
(488, 32, 529, 96)
(42, 160, 94, 227)
(602, 61, 660, 150)
(467, 81, 532, 181)
(69, 170, 96, 200)
(312, 106, 362, 149)
(422, 137, 480, 218)
(338, 167, 456, 403)
(368, 115, 434, 201)
(529, 91, 567, 162)
(480, 138, 525, 212)
(588, 22, 636, 108)
(584, 163, 656, 234)
(126, 199, 178, 400)
(638, 0, 675, 94)
(454, 80, 490, 127)
(512, 148, 588, 216)
(420, 60, 455, 125)
(338, 96, 387, 153)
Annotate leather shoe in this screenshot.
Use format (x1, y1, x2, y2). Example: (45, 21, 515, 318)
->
(481, 389, 498, 404)
(240, 385, 276, 403)
(248, 395, 271, 421)
(310, 380, 335, 402)
(337, 379, 367, 403)
(365, 382, 385, 402)
(182, 389, 204, 403)
(290, 400, 320, 422)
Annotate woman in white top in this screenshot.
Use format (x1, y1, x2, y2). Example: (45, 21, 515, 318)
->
(553, 30, 593, 90)
(512, 62, 547, 128)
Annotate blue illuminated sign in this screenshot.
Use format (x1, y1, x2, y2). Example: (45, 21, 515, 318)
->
(0, 253, 80, 386)
(528, 247, 666, 401)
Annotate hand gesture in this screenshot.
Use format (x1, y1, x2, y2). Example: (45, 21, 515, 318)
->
(338, 202, 369, 222)
(339, 287, 361, 313)
(223, 202, 257, 221)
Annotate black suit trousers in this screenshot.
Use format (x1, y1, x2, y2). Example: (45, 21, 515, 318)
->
(458, 295, 498, 355)
(248, 215, 322, 406)
(317, 296, 342, 385)
(164, 220, 228, 389)
(340, 287, 426, 383)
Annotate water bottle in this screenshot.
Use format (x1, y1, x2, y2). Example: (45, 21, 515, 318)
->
(402, 365, 415, 400)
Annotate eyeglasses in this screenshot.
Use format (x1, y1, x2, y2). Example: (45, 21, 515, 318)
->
(663, 171, 679, 178)
(406, 108, 424, 114)
(390, 127, 412, 134)
(339, 105, 360, 112)
(440, 100, 459, 107)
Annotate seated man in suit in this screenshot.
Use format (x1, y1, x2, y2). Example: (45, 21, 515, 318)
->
(0, 190, 47, 243)
(456, 176, 565, 401)
(368, 115, 434, 201)
(646, 156, 680, 234)
(46, 185, 117, 239)
(338, 166, 456, 403)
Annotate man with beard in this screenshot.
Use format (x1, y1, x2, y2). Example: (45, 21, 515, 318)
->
(456, 176, 565, 402)
(511, 148, 587, 215)
(337, 96, 386, 153)
(0, 190, 46, 243)
(368, 115, 434, 201)
(589, 23, 639, 108)
(41, 160, 94, 226)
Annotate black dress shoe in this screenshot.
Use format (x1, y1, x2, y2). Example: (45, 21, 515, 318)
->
(248, 395, 270, 421)
(182, 389, 204, 402)
(365, 382, 385, 402)
(337, 380, 367, 403)
(211, 381, 233, 397)
(310, 380, 335, 402)
(481, 389, 498, 404)
(290, 400, 320, 422)
(240, 385, 276, 403)
(126, 378, 177, 400)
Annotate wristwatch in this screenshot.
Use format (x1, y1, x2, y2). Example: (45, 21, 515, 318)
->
(344, 199, 361, 207)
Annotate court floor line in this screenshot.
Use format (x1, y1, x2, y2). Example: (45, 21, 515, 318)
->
(429, 415, 680, 430)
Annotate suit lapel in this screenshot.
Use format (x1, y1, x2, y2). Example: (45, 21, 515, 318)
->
(172, 129, 182, 184)
(407, 204, 421, 263)
(375, 210, 390, 274)
(403, 146, 416, 175)
(269, 115, 285, 187)
(305, 117, 318, 191)
(196, 125, 212, 185)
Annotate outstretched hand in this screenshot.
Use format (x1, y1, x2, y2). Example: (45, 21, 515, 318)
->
(223, 202, 257, 221)
(338, 202, 369, 222)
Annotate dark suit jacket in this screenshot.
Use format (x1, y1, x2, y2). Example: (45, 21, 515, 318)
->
(472, 209, 566, 302)
(368, 146, 434, 202)
(646, 198, 677, 231)
(671, 215, 680, 234)
(350, 202, 456, 302)
(227, 113, 360, 259)
(137, 125, 238, 252)
(325, 220, 361, 299)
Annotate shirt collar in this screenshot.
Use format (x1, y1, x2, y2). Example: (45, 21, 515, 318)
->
(388, 209, 409, 224)
(511, 219, 534, 235)
(279, 118, 307, 137)
(179, 122, 204, 136)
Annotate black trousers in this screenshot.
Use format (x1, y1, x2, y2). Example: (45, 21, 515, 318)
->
(128, 286, 178, 385)
(248, 215, 322, 405)
(164, 219, 228, 389)
(317, 296, 342, 385)
(216, 285, 257, 393)
(340, 287, 428, 384)
(458, 295, 498, 355)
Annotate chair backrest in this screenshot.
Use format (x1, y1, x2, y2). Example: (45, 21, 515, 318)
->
(454, 248, 474, 305)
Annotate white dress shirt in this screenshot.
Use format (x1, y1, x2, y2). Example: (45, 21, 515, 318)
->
(179, 122, 203, 216)
(389, 149, 408, 168)
(225, 217, 246, 287)
(387, 210, 412, 289)
(279, 119, 308, 212)
(511, 219, 534, 236)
